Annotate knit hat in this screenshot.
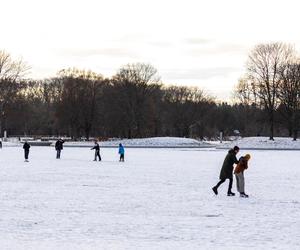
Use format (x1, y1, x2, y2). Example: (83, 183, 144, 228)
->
(245, 154, 251, 160)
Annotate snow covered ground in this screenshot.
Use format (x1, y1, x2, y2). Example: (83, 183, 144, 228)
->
(5, 136, 300, 150)
(218, 137, 300, 150)
(0, 146, 299, 249)
(2, 137, 212, 148)
(63, 137, 212, 148)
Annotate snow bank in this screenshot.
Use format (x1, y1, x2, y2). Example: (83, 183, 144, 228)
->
(64, 137, 213, 148)
(5, 136, 300, 150)
(218, 136, 300, 150)
(1, 141, 21, 147)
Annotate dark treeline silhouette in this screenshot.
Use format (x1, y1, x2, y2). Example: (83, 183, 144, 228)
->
(1, 43, 300, 140)
(236, 42, 300, 140)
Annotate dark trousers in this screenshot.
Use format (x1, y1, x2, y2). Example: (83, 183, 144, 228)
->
(24, 150, 29, 160)
(120, 154, 124, 162)
(56, 150, 61, 159)
(215, 178, 233, 193)
(94, 151, 101, 161)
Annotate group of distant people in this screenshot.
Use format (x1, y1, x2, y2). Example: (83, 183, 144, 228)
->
(212, 146, 251, 198)
(21, 139, 125, 162)
(90, 141, 125, 162)
(7, 139, 250, 197)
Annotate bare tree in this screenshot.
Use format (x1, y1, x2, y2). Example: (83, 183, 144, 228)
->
(246, 43, 295, 140)
(0, 50, 30, 81)
(234, 77, 258, 105)
(56, 68, 107, 139)
(112, 63, 162, 138)
(0, 50, 30, 136)
(278, 60, 300, 140)
(163, 86, 214, 137)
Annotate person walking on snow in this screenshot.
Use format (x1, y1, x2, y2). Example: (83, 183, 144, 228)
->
(234, 154, 251, 198)
(91, 140, 101, 161)
(118, 143, 125, 162)
(55, 139, 65, 159)
(23, 141, 30, 162)
(212, 146, 239, 196)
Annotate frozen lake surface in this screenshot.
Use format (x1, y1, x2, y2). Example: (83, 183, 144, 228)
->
(0, 147, 299, 249)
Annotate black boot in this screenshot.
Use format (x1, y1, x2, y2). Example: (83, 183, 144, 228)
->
(212, 186, 218, 195)
(227, 191, 235, 196)
(240, 192, 249, 198)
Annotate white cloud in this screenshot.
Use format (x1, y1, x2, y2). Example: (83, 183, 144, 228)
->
(1, 0, 300, 99)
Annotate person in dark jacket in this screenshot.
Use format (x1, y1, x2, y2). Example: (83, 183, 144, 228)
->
(91, 140, 101, 161)
(55, 139, 65, 159)
(23, 141, 30, 162)
(118, 143, 125, 162)
(212, 146, 239, 196)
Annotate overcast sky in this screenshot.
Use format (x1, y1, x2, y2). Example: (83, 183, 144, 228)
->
(1, 0, 300, 100)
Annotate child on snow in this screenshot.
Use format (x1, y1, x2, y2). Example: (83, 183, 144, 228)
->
(118, 143, 125, 162)
(234, 154, 251, 198)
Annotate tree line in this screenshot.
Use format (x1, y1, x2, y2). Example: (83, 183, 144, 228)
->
(235, 42, 300, 140)
(1, 43, 300, 140)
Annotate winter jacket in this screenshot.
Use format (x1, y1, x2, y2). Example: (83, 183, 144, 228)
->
(55, 140, 64, 150)
(91, 143, 100, 151)
(23, 142, 30, 151)
(219, 149, 239, 179)
(118, 145, 125, 155)
(234, 156, 249, 174)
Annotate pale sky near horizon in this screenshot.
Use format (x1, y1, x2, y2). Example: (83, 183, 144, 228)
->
(1, 0, 300, 100)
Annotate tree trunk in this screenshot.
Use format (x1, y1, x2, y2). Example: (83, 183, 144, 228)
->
(269, 111, 274, 140)
(292, 113, 297, 141)
(128, 128, 132, 139)
(293, 130, 297, 141)
(288, 124, 293, 137)
(85, 128, 90, 141)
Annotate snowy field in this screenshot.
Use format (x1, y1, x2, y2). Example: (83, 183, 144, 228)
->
(62, 137, 212, 148)
(0, 147, 299, 250)
(218, 136, 300, 150)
